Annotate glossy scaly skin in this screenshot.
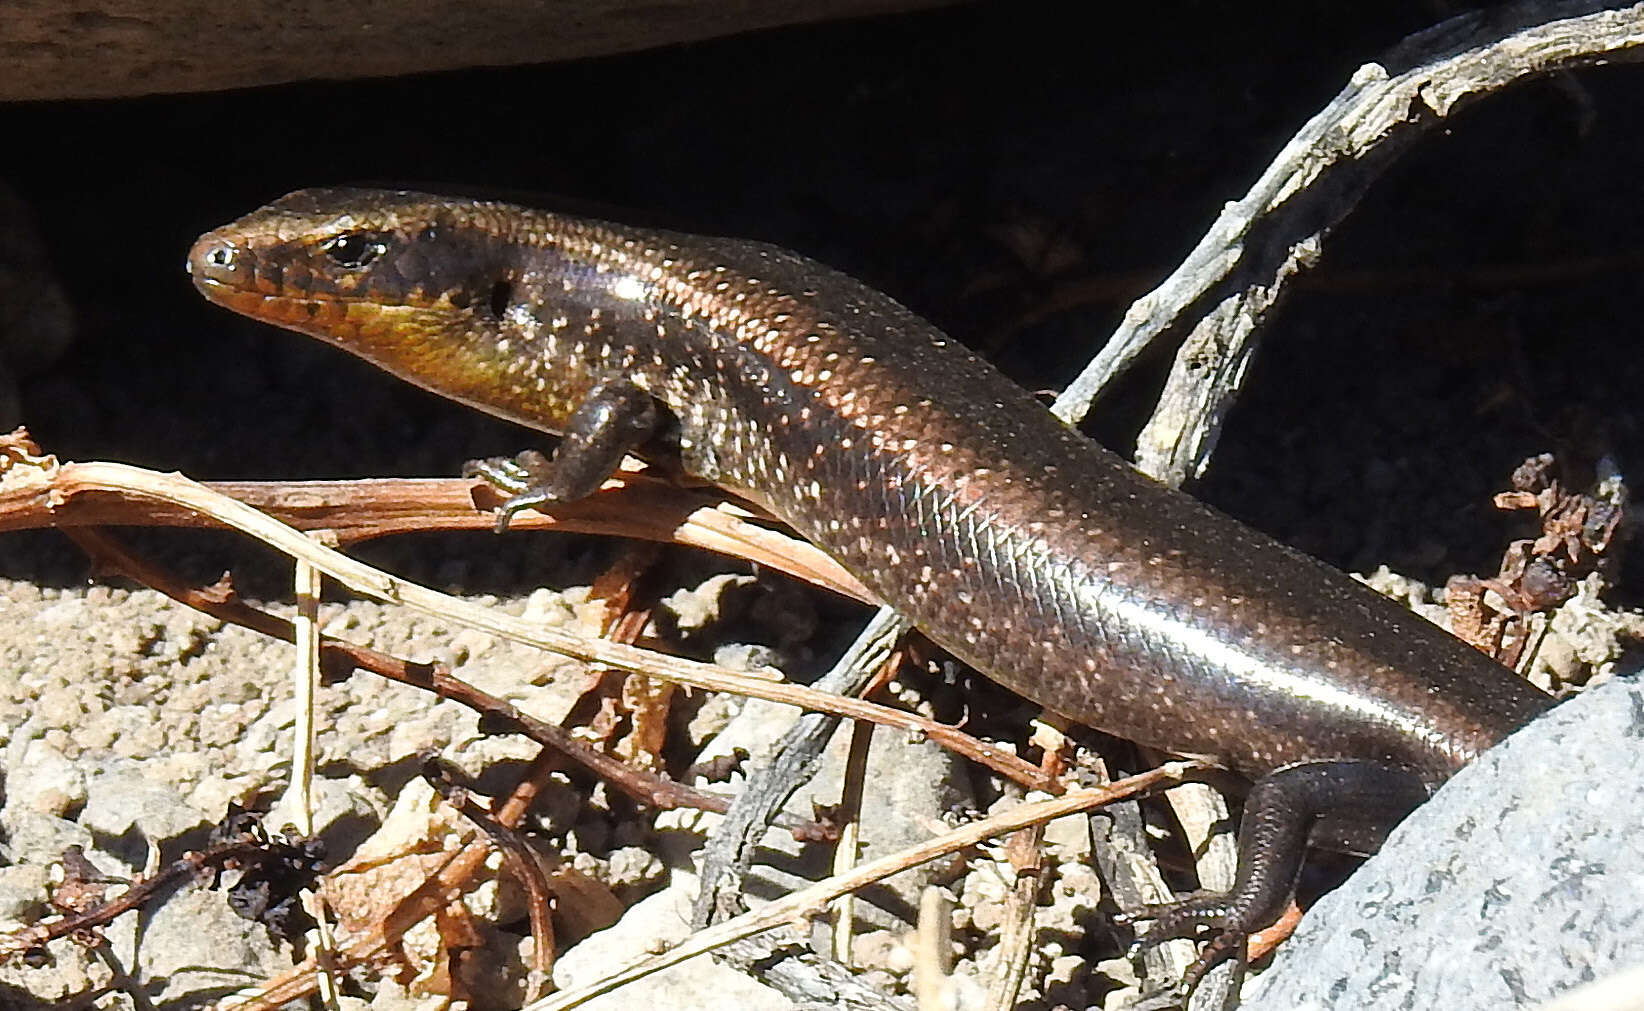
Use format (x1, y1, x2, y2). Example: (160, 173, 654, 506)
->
(189, 188, 1554, 986)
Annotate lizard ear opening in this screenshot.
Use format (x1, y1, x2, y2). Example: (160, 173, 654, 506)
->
(488, 279, 514, 318)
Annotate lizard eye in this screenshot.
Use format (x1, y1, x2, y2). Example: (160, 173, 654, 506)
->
(320, 232, 388, 269)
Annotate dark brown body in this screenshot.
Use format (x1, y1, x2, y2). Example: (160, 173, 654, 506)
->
(189, 188, 1554, 985)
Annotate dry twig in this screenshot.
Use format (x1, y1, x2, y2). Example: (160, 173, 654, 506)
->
(1053, 1, 1644, 486)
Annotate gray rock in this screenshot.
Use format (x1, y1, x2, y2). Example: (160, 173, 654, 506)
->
(106, 882, 292, 1006)
(79, 765, 211, 847)
(10, 738, 87, 818)
(0, 808, 95, 875)
(552, 869, 796, 1011)
(0, 864, 52, 925)
(1240, 674, 1644, 1010)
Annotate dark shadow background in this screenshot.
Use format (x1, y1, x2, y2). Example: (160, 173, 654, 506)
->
(3, 0, 1642, 594)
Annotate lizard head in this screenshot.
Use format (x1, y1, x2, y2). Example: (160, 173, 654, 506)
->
(188, 187, 524, 334)
(188, 187, 600, 433)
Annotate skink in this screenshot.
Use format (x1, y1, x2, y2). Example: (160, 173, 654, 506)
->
(187, 188, 1555, 991)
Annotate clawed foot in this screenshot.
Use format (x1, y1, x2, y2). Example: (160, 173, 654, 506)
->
(1118, 895, 1247, 1002)
(464, 450, 558, 532)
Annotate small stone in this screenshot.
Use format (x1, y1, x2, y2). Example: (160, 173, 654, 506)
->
(604, 846, 665, 890)
(1042, 811, 1092, 860)
(16, 739, 86, 817)
(80, 767, 208, 843)
(883, 934, 917, 974)
(850, 929, 902, 972)
(662, 573, 756, 632)
(33, 687, 82, 726)
(0, 864, 52, 925)
(553, 870, 795, 1010)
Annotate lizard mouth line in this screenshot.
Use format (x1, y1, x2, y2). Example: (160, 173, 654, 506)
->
(190, 276, 401, 309)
